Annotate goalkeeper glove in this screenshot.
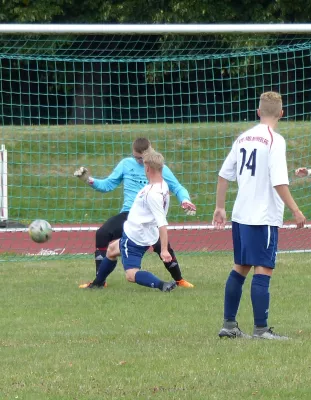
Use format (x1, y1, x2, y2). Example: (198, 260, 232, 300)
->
(74, 167, 94, 184)
(181, 200, 196, 216)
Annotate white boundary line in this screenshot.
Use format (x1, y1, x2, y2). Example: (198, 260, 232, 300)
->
(1, 223, 311, 233)
(278, 249, 311, 254)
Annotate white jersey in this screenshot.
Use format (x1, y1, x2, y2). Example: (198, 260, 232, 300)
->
(219, 123, 289, 227)
(124, 180, 170, 246)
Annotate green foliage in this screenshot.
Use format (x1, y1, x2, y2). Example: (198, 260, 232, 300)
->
(1, 0, 311, 24)
(277, 0, 311, 22)
(0, 0, 68, 22)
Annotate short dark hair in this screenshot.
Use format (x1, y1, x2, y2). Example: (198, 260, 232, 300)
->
(132, 137, 151, 153)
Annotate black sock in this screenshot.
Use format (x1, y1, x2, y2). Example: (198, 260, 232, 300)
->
(152, 241, 182, 281)
(164, 260, 182, 281)
(95, 249, 107, 274)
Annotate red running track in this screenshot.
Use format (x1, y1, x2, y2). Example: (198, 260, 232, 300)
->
(0, 224, 311, 256)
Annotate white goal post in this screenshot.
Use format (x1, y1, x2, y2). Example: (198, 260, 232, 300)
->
(0, 144, 8, 224)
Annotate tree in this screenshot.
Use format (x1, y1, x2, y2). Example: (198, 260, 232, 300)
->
(1, 0, 311, 24)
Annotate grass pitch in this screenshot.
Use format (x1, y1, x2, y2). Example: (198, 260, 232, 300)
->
(1, 252, 311, 399)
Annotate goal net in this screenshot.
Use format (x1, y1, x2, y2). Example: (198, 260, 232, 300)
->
(1, 25, 311, 258)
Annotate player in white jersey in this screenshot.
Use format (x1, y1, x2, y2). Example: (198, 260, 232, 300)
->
(123, 180, 170, 248)
(80, 148, 177, 292)
(213, 91, 306, 340)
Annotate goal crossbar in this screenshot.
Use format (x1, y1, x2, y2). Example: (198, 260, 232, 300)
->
(1, 23, 311, 35)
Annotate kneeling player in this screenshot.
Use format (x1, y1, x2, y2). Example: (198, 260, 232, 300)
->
(80, 148, 176, 292)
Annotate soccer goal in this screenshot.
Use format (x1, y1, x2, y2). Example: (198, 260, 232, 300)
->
(1, 23, 311, 259)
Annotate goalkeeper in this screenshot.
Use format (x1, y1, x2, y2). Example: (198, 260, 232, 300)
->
(74, 137, 196, 288)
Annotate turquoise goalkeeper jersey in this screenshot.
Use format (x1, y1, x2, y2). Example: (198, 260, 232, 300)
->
(90, 157, 190, 213)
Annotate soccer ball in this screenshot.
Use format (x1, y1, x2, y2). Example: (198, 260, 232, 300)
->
(28, 219, 52, 243)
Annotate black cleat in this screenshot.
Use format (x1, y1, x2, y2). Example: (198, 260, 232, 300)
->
(79, 281, 105, 289)
(253, 327, 289, 340)
(219, 323, 252, 339)
(160, 281, 177, 292)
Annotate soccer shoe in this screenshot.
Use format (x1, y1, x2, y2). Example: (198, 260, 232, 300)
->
(253, 327, 289, 340)
(219, 323, 252, 339)
(161, 281, 177, 292)
(176, 279, 194, 288)
(79, 281, 107, 289)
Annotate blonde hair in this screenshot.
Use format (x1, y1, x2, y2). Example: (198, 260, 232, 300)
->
(143, 149, 164, 171)
(259, 91, 282, 119)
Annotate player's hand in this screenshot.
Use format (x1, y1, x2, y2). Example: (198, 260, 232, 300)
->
(181, 200, 196, 216)
(292, 209, 306, 229)
(295, 167, 309, 178)
(160, 250, 172, 263)
(74, 166, 91, 183)
(213, 208, 227, 229)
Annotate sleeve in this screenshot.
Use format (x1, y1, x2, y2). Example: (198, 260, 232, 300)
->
(147, 191, 168, 228)
(162, 165, 191, 203)
(219, 140, 238, 181)
(269, 137, 289, 187)
(90, 159, 124, 193)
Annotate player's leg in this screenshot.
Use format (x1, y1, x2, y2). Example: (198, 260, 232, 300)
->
(80, 240, 120, 289)
(80, 212, 127, 289)
(91, 239, 120, 286)
(95, 212, 129, 273)
(152, 239, 194, 288)
(219, 222, 252, 339)
(121, 234, 176, 292)
(250, 226, 288, 340)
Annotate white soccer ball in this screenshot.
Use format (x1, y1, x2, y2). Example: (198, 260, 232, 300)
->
(28, 219, 52, 243)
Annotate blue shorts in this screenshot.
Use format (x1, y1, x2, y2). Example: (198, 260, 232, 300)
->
(119, 233, 149, 270)
(232, 221, 278, 268)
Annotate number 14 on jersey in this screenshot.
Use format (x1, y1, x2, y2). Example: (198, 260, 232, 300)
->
(239, 148, 257, 176)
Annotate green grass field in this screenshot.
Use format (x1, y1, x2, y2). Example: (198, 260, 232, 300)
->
(1, 252, 311, 400)
(2, 121, 311, 225)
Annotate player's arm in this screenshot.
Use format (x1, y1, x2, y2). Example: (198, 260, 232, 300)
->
(74, 159, 124, 193)
(274, 185, 305, 228)
(158, 226, 171, 263)
(213, 176, 229, 229)
(162, 165, 196, 216)
(270, 139, 306, 229)
(213, 142, 237, 229)
(215, 176, 229, 209)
